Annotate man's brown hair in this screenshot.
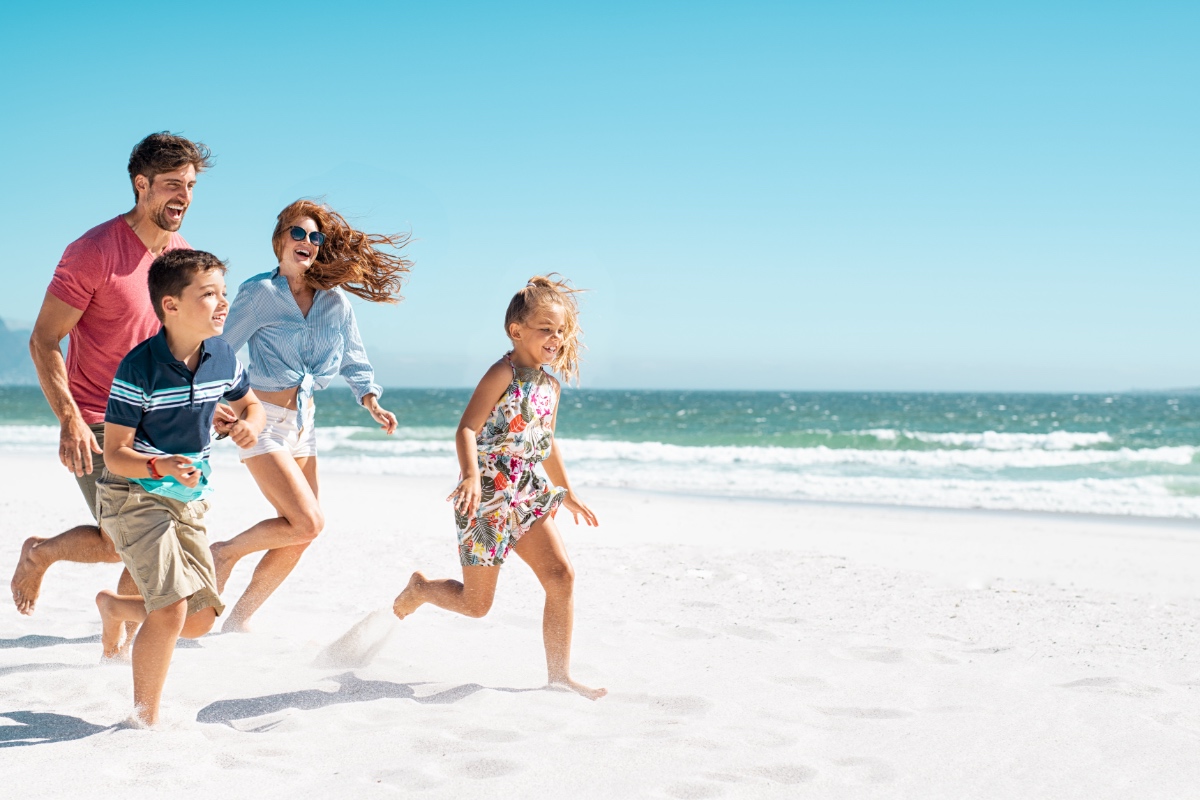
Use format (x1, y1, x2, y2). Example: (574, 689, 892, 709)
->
(127, 132, 214, 201)
(148, 249, 227, 322)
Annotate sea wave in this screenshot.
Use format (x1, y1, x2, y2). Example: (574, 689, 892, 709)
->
(853, 429, 1113, 450)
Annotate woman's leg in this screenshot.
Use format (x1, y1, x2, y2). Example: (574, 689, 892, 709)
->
(393, 564, 501, 619)
(212, 453, 322, 632)
(513, 517, 607, 700)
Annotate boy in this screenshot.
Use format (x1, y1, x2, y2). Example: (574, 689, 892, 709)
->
(94, 249, 264, 726)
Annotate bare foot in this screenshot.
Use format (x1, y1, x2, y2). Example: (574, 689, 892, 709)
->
(221, 614, 253, 634)
(211, 541, 238, 595)
(392, 572, 427, 619)
(96, 591, 125, 659)
(114, 622, 137, 662)
(11, 537, 48, 615)
(548, 677, 608, 701)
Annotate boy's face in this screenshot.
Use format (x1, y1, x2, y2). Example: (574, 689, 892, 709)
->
(162, 268, 229, 338)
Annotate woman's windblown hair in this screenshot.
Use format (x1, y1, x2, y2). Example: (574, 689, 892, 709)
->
(272, 199, 412, 302)
(504, 274, 586, 384)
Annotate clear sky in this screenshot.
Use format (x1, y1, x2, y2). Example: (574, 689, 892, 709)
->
(1, 2, 1195, 391)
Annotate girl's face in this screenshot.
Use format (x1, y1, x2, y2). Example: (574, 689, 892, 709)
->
(509, 302, 567, 367)
(279, 215, 321, 275)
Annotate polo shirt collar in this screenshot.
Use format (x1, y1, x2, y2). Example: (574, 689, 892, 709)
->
(149, 327, 211, 367)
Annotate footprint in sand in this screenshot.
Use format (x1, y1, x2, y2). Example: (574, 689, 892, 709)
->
(831, 646, 904, 664)
(772, 675, 829, 689)
(619, 693, 712, 716)
(455, 758, 521, 779)
(833, 756, 897, 783)
(815, 706, 913, 720)
(722, 624, 777, 641)
(749, 764, 817, 784)
(1057, 677, 1164, 698)
(665, 781, 726, 799)
(456, 727, 524, 743)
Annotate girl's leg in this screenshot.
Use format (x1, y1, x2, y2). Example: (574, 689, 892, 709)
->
(212, 454, 322, 632)
(393, 565, 501, 619)
(513, 517, 607, 700)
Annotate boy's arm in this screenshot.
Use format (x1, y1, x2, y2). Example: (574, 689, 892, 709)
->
(102, 423, 202, 488)
(222, 390, 265, 449)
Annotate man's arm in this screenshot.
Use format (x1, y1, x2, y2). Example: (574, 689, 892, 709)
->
(29, 291, 96, 476)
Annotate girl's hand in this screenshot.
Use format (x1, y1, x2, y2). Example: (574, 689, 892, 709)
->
(447, 475, 482, 519)
(562, 490, 598, 527)
(364, 396, 398, 435)
(157, 455, 201, 488)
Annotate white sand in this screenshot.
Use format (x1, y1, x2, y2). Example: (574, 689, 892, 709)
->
(3, 449, 1200, 798)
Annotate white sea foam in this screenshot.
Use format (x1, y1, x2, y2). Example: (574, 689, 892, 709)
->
(853, 429, 1113, 450)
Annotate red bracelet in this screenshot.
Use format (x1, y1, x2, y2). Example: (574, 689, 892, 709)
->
(147, 457, 163, 480)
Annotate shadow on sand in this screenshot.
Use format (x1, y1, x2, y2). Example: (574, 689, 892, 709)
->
(0, 634, 101, 650)
(197, 672, 538, 729)
(0, 711, 112, 748)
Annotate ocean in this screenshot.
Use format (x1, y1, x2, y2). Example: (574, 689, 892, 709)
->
(1, 386, 1197, 518)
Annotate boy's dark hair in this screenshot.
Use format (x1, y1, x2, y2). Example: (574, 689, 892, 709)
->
(148, 250, 227, 322)
(127, 132, 214, 201)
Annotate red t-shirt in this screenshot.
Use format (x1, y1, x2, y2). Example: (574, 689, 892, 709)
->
(47, 216, 190, 424)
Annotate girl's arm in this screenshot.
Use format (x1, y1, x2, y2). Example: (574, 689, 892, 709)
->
(102, 423, 203, 488)
(541, 382, 599, 527)
(448, 360, 513, 519)
(338, 304, 396, 434)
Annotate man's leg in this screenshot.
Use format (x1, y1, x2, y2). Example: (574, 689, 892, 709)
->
(12, 525, 122, 614)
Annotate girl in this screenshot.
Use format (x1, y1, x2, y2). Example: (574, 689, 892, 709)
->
(392, 275, 606, 700)
(212, 199, 411, 632)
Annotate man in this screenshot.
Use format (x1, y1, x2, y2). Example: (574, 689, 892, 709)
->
(11, 132, 213, 617)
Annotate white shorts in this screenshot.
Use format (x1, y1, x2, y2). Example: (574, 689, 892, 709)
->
(238, 401, 317, 461)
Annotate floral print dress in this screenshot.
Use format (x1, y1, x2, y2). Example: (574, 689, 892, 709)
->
(456, 353, 566, 566)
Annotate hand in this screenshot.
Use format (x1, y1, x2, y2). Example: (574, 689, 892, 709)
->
(364, 397, 397, 435)
(223, 419, 259, 449)
(447, 475, 482, 519)
(156, 455, 201, 488)
(562, 491, 598, 527)
(60, 415, 101, 477)
(212, 403, 238, 438)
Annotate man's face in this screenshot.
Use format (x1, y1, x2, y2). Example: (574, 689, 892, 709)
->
(163, 269, 229, 339)
(139, 164, 197, 232)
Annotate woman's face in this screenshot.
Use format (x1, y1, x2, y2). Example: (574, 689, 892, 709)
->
(279, 215, 321, 274)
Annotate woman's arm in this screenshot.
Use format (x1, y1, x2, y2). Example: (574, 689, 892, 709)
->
(338, 304, 397, 433)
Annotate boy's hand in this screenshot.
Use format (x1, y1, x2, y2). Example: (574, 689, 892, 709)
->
(562, 491, 598, 527)
(157, 455, 201, 488)
(212, 403, 238, 439)
(447, 474, 482, 519)
(224, 420, 259, 449)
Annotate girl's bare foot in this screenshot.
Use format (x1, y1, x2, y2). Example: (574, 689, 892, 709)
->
(11, 537, 48, 615)
(210, 542, 238, 594)
(548, 677, 608, 701)
(392, 572, 427, 619)
(95, 591, 125, 659)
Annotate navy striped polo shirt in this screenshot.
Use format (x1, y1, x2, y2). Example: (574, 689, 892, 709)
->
(105, 327, 250, 500)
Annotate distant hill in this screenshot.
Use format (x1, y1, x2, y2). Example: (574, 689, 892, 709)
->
(0, 319, 37, 385)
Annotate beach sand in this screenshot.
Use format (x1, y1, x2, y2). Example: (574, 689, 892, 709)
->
(3, 449, 1200, 798)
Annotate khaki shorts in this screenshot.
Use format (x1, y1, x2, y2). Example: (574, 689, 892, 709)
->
(95, 472, 224, 616)
(75, 423, 107, 522)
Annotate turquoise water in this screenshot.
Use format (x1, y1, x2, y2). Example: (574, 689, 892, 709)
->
(2, 386, 1198, 517)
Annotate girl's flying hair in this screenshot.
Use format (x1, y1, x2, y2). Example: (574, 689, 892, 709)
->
(272, 199, 412, 303)
(504, 274, 586, 384)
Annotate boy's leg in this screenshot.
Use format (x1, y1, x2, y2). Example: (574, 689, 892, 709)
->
(393, 565, 501, 619)
(132, 599, 188, 725)
(513, 517, 606, 700)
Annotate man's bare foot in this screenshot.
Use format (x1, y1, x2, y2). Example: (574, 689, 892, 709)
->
(211, 541, 238, 595)
(548, 677, 608, 701)
(11, 537, 49, 615)
(392, 572, 427, 619)
(96, 591, 125, 659)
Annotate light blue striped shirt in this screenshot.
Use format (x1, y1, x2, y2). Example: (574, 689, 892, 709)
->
(219, 269, 382, 413)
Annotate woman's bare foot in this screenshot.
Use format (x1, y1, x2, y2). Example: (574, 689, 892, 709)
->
(210, 541, 238, 594)
(11, 537, 48, 615)
(95, 591, 125, 659)
(392, 572, 427, 619)
(221, 614, 254, 634)
(548, 677, 608, 701)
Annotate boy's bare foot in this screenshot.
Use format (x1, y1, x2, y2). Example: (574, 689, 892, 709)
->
(392, 572, 427, 619)
(548, 677, 608, 701)
(11, 537, 48, 615)
(96, 591, 125, 659)
(211, 542, 238, 594)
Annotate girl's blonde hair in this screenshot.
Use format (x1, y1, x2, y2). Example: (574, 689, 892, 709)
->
(505, 274, 586, 384)
(272, 199, 412, 303)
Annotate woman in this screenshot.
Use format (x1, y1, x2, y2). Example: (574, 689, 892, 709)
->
(212, 199, 411, 632)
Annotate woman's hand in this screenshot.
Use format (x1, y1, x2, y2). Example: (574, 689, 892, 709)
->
(562, 490, 599, 527)
(447, 474, 483, 519)
(363, 395, 398, 435)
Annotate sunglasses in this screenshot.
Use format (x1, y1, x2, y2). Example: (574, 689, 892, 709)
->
(288, 226, 326, 247)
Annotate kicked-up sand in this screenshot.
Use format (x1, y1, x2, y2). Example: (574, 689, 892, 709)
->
(3, 449, 1200, 798)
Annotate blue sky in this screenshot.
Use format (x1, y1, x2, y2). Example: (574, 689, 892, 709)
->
(1, 2, 1195, 391)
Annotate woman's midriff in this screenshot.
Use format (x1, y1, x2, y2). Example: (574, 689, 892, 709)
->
(254, 386, 304, 411)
